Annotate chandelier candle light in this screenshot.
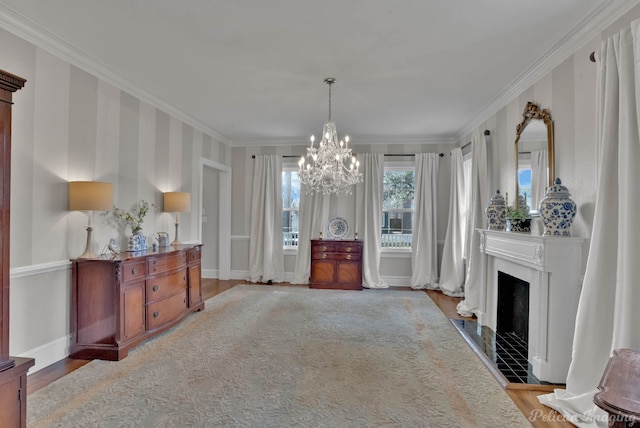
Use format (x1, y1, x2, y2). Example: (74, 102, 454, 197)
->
(298, 78, 362, 195)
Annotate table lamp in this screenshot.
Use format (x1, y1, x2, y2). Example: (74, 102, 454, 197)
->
(69, 181, 113, 258)
(163, 192, 191, 246)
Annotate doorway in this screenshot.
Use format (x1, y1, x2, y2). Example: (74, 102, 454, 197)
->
(198, 158, 231, 280)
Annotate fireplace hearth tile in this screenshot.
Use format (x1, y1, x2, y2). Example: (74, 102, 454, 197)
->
(450, 319, 559, 386)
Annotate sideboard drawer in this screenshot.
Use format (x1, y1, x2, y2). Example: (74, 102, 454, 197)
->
(312, 251, 336, 261)
(123, 261, 146, 281)
(146, 290, 188, 331)
(148, 253, 187, 275)
(187, 247, 201, 262)
(337, 244, 361, 253)
(336, 252, 360, 261)
(312, 244, 336, 253)
(146, 268, 188, 303)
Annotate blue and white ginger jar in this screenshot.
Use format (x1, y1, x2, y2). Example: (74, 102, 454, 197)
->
(486, 190, 506, 231)
(539, 178, 577, 236)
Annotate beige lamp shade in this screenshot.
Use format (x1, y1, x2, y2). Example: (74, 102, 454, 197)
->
(69, 181, 113, 211)
(163, 192, 191, 212)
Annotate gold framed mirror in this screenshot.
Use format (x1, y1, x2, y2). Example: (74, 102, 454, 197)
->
(514, 101, 554, 213)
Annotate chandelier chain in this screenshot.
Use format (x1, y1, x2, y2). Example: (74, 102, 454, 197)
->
(328, 79, 332, 121)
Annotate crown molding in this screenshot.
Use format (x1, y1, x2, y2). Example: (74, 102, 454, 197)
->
(456, 0, 640, 141)
(233, 134, 456, 147)
(0, 4, 234, 147)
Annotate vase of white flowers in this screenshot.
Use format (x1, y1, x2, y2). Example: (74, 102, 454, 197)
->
(111, 200, 156, 252)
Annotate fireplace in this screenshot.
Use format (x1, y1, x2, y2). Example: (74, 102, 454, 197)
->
(477, 229, 584, 383)
(497, 271, 529, 345)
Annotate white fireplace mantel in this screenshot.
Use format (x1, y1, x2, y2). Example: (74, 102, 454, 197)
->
(477, 229, 585, 383)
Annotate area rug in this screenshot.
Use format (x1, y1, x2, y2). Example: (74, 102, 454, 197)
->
(28, 285, 529, 427)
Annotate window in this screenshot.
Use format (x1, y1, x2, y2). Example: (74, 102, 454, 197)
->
(282, 169, 300, 248)
(382, 166, 414, 248)
(518, 156, 532, 208)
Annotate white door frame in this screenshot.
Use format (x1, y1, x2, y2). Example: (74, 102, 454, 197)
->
(198, 157, 231, 280)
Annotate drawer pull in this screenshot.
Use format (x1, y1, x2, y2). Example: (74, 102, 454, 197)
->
(153, 311, 159, 318)
(345, 247, 352, 252)
(153, 260, 157, 265)
(152, 285, 159, 292)
(345, 254, 352, 260)
(322, 246, 327, 251)
(183, 276, 186, 281)
(184, 297, 187, 303)
(322, 254, 328, 259)
(131, 268, 137, 275)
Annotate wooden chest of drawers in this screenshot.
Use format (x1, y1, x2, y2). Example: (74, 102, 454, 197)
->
(310, 240, 363, 290)
(70, 245, 203, 361)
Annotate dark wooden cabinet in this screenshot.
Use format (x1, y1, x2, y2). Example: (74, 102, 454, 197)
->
(0, 70, 33, 428)
(71, 245, 204, 361)
(310, 239, 363, 290)
(0, 358, 33, 428)
(187, 245, 203, 307)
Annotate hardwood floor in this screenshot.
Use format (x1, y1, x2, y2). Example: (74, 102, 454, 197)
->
(28, 279, 573, 426)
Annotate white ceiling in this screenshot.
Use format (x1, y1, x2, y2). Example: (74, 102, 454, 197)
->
(0, 1, 633, 145)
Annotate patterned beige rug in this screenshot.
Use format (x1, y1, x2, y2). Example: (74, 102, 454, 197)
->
(28, 285, 529, 427)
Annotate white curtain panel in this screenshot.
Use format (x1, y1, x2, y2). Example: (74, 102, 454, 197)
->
(291, 186, 327, 284)
(248, 155, 285, 283)
(456, 131, 489, 317)
(539, 20, 640, 427)
(437, 148, 465, 296)
(530, 149, 548, 210)
(355, 153, 388, 289)
(410, 153, 440, 289)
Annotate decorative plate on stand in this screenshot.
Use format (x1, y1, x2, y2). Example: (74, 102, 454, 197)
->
(327, 217, 349, 239)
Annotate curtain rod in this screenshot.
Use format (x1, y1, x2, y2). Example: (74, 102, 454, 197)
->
(458, 129, 491, 152)
(384, 153, 443, 157)
(251, 153, 445, 158)
(251, 155, 300, 159)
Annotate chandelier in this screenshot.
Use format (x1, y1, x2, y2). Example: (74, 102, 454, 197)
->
(298, 78, 362, 195)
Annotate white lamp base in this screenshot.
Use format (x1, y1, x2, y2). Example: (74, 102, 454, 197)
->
(78, 226, 98, 259)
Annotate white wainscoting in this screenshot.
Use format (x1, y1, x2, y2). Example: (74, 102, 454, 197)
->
(10, 260, 72, 374)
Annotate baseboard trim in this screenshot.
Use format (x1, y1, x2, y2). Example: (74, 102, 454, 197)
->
(202, 268, 219, 279)
(20, 334, 71, 374)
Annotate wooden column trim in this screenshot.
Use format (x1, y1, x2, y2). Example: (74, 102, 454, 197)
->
(0, 69, 25, 370)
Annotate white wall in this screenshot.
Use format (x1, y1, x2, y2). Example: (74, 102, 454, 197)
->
(0, 27, 231, 372)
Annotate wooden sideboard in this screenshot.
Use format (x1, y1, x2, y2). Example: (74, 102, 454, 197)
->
(70, 244, 203, 361)
(310, 239, 362, 290)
